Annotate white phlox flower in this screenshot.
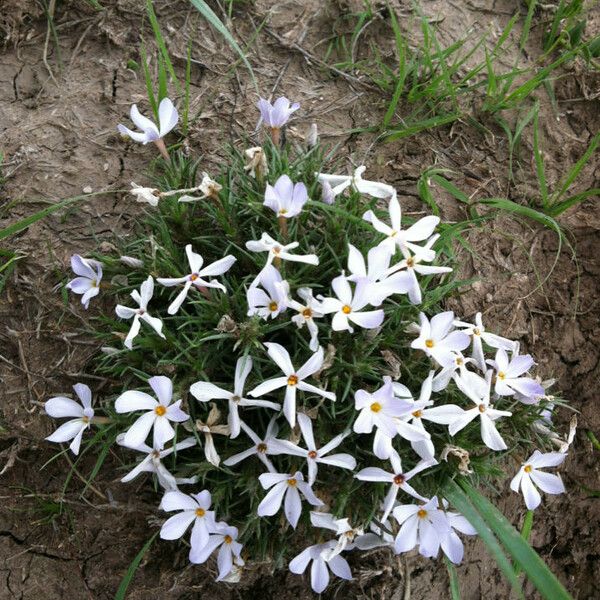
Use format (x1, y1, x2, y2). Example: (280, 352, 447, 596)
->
(410, 311, 470, 366)
(257, 470, 324, 528)
(363, 194, 440, 256)
(488, 348, 545, 402)
(289, 539, 352, 594)
(115, 375, 189, 450)
(194, 403, 230, 467)
(319, 275, 384, 333)
(510, 450, 566, 510)
(117, 435, 197, 490)
(189, 356, 280, 439)
(248, 343, 335, 428)
(190, 522, 244, 580)
(270, 413, 356, 485)
(246, 265, 289, 320)
(157, 245, 236, 315)
(117, 97, 178, 144)
(309, 511, 363, 560)
(449, 370, 512, 451)
(439, 499, 478, 564)
(222, 418, 280, 472)
(244, 146, 268, 179)
(316, 165, 396, 203)
(264, 174, 308, 218)
(66, 255, 102, 309)
(431, 351, 473, 392)
(287, 287, 325, 351)
(44, 383, 95, 455)
(355, 452, 435, 521)
(246, 232, 319, 272)
(160, 490, 217, 562)
(115, 276, 165, 349)
(454, 312, 517, 370)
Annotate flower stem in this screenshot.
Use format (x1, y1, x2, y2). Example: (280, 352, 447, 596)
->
(270, 127, 281, 147)
(278, 215, 288, 240)
(154, 138, 171, 162)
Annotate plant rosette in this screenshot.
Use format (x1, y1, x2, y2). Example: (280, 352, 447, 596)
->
(46, 95, 572, 595)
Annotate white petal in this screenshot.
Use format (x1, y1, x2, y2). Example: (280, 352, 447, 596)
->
(160, 511, 196, 540)
(45, 397, 84, 418)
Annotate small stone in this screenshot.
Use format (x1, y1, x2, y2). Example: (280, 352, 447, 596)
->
(83, 186, 93, 193)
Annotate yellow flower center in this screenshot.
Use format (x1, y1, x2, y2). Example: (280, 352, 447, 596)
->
(524, 464, 533, 473)
(412, 410, 422, 418)
(155, 405, 166, 416)
(308, 450, 318, 459)
(417, 509, 428, 519)
(302, 307, 313, 318)
(473, 327, 481, 336)
(269, 301, 278, 312)
(287, 478, 297, 486)
(342, 305, 352, 314)
(256, 442, 268, 453)
(81, 416, 90, 424)
(370, 402, 382, 413)
(91, 279, 98, 288)
(406, 257, 415, 268)
(273, 246, 282, 255)
(224, 535, 233, 544)
(195, 508, 206, 517)
(456, 357, 464, 366)
(278, 209, 288, 216)
(393, 474, 405, 485)
(190, 273, 199, 281)
(231, 395, 241, 404)
(389, 230, 398, 238)
(287, 374, 299, 386)
(425, 339, 434, 348)
(497, 371, 506, 380)
(478, 404, 486, 413)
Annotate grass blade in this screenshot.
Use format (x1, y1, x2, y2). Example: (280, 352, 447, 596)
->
(458, 480, 573, 600)
(532, 103, 548, 205)
(442, 479, 524, 597)
(445, 555, 462, 600)
(114, 532, 158, 600)
(188, 0, 258, 92)
(385, 113, 460, 140)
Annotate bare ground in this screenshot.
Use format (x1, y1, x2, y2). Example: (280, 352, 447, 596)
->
(0, 0, 599, 598)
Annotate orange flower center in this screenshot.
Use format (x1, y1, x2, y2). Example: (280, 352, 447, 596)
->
(308, 450, 318, 459)
(425, 339, 434, 348)
(370, 402, 382, 413)
(406, 257, 415, 268)
(287, 478, 297, 487)
(417, 509, 428, 519)
(302, 308, 313, 318)
(342, 305, 352, 314)
(412, 410, 422, 418)
(393, 474, 405, 485)
(478, 404, 486, 413)
(269, 301, 278, 312)
(497, 371, 506, 380)
(287, 374, 299, 386)
(190, 273, 199, 281)
(224, 535, 233, 544)
(524, 464, 533, 473)
(195, 508, 206, 517)
(155, 405, 167, 416)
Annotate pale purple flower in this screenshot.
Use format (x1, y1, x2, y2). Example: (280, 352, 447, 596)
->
(246, 232, 319, 272)
(410, 311, 470, 367)
(117, 435, 197, 490)
(190, 523, 244, 579)
(257, 96, 299, 129)
(287, 287, 325, 351)
(44, 383, 94, 455)
(431, 351, 473, 392)
(157, 245, 236, 315)
(321, 180, 336, 205)
(309, 511, 363, 558)
(488, 348, 545, 401)
(115, 276, 165, 349)
(319, 275, 384, 333)
(289, 540, 352, 594)
(222, 418, 280, 472)
(363, 194, 440, 256)
(449, 370, 512, 451)
(117, 97, 178, 143)
(257, 470, 323, 528)
(189, 356, 279, 439)
(115, 376, 189, 449)
(510, 450, 566, 510)
(66, 255, 102, 309)
(160, 490, 217, 562)
(248, 343, 335, 428)
(246, 265, 289, 320)
(270, 413, 356, 485)
(264, 174, 308, 218)
(454, 312, 517, 370)
(355, 452, 434, 521)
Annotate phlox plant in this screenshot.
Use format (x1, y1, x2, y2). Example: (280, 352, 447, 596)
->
(44, 93, 574, 596)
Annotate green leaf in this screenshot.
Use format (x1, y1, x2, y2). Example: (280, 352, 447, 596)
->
(445, 556, 462, 600)
(114, 532, 158, 600)
(458, 480, 573, 600)
(188, 0, 258, 93)
(442, 479, 524, 598)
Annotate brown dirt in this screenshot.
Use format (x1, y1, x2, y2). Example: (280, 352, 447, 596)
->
(1, 0, 599, 598)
